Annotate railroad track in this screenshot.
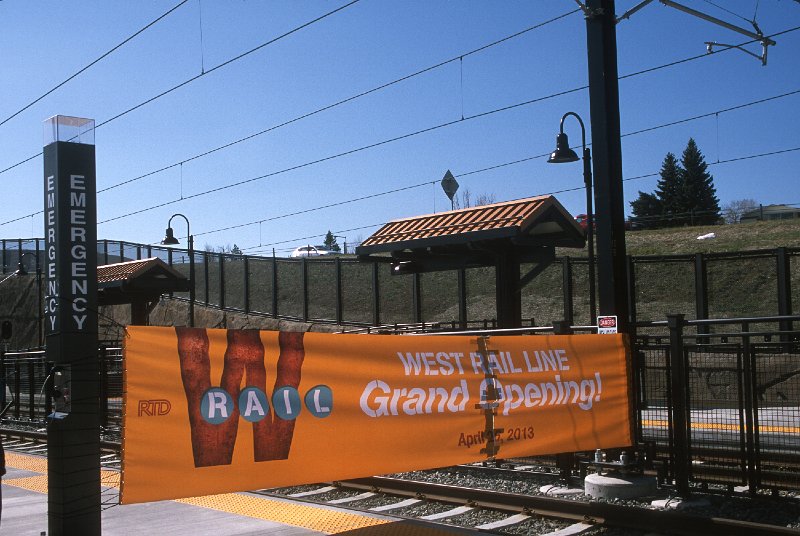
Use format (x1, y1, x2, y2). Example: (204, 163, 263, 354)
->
(3, 428, 799, 535)
(258, 475, 800, 535)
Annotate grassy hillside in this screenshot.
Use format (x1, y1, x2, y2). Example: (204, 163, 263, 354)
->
(196, 219, 800, 328)
(558, 219, 800, 257)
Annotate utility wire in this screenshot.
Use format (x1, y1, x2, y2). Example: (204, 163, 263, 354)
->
(94, 0, 361, 129)
(241, 147, 800, 255)
(95, 84, 799, 226)
(3, 26, 799, 229)
(5, 86, 798, 231)
(0, 0, 362, 178)
(98, 84, 588, 224)
(0, 0, 191, 128)
(98, 8, 579, 194)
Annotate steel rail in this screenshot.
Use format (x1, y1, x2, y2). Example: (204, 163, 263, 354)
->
(339, 476, 800, 536)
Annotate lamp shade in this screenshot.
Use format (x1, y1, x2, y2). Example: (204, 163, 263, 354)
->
(161, 227, 180, 245)
(547, 132, 580, 163)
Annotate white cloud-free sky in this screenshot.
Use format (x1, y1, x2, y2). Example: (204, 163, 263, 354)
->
(1, 1, 798, 254)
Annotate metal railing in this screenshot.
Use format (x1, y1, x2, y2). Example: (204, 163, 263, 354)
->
(0, 345, 123, 440)
(634, 314, 800, 493)
(2, 239, 797, 337)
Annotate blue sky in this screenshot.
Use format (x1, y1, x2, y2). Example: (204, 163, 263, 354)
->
(1, 1, 798, 255)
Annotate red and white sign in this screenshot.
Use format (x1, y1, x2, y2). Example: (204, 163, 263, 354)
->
(597, 316, 618, 334)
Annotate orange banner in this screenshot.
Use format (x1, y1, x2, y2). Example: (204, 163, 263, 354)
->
(121, 326, 632, 504)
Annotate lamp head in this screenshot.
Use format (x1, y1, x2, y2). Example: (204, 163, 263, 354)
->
(162, 227, 180, 245)
(547, 132, 580, 164)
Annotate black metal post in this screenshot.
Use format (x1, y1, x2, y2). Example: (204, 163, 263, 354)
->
(667, 313, 690, 494)
(271, 254, 279, 317)
(302, 257, 309, 322)
(695, 253, 709, 341)
(562, 257, 574, 325)
(203, 251, 209, 305)
(188, 235, 195, 326)
(372, 262, 381, 326)
(218, 251, 225, 312)
(585, 0, 629, 332)
(583, 147, 596, 325)
(243, 256, 250, 314)
(495, 250, 521, 329)
(626, 255, 637, 327)
(412, 273, 422, 324)
(458, 268, 468, 329)
(776, 247, 793, 341)
(335, 257, 343, 324)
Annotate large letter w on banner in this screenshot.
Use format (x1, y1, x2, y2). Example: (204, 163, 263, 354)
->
(176, 328, 306, 467)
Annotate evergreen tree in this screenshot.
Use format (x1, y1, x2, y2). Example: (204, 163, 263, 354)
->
(323, 230, 341, 252)
(679, 138, 720, 225)
(654, 152, 684, 224)
(630, 191, 663, 229)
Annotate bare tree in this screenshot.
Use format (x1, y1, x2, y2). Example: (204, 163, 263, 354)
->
(723, 198, 758, 224)
(454, 188, 495, 209)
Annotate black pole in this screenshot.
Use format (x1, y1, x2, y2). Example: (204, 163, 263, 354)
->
(585, 0, 629, 332)
(584, 147, 596, 325)
(189, 234, 195, 327)
(667, 313, 690, 495)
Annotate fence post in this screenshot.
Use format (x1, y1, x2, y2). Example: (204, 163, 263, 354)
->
(99, 348, 109, 431)
(776, 247, 793, 342)
(372, 263, 381, 326)
(412, 273, 422, 324)
(219, 253, 226, 311)
(740, 322, 759, 492)
(272, 255, 279, 317)
(561, 257, 574, 325)
(458, 268, 467, 329)
(626, 255, 637, 327)
(243, 256, 250, 314)
(302, 257, 309, 322)
(667, 313, 690, 494)
(335, 257, 343, 324)
(694, 253, 709, 342)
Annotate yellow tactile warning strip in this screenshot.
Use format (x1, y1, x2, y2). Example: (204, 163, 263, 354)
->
(4, 474, 50, 493)
(177, 494, 390, 534)
(4, 452, 120, 489)
(6, 451, 48, 473)
(5, 452, 462, 535)
(642, 419, 800, 434)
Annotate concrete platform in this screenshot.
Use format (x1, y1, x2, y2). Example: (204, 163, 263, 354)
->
(1, 452, 477, 535)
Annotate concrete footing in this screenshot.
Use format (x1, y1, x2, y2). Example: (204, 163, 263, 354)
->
(584, 472, 657, 500)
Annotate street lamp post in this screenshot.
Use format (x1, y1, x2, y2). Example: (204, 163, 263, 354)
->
(16, 251, 43, 346)
(162, 214, 195, 327)
(548, 112, 597, 325)
(333, 235, 347, 254)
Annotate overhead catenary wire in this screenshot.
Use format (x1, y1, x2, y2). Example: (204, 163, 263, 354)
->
(0, 0, 191, 128)
(95, 86, 800, 226)
(0, 0, 363, 178)
(239, 145, 799, 255)
(1, 25, 798, 230)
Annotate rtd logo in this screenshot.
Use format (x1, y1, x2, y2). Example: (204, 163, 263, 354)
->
(138, 399, 172, 417)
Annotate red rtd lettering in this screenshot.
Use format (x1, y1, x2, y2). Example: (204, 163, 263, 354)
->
(138, 399, 172, 417)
